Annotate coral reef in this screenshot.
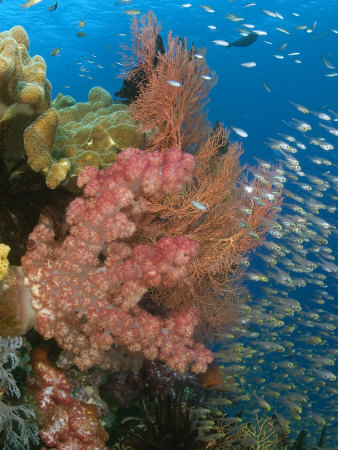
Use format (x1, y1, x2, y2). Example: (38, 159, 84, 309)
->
(0, 16, 286, 446)
(23, 87, 144, 188)
(20, 147, 213, 373)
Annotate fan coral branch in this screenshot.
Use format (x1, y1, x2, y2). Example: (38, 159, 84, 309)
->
(134, 125, 281, 340)
(119, 11, 162, 82)
(121, 11, 217, 152)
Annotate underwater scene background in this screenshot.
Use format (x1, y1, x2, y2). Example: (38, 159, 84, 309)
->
(0, 0, 337, 448)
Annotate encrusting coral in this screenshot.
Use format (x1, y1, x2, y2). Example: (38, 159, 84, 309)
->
(24, 87, 144, 189)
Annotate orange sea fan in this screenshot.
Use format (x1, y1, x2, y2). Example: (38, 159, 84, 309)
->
(131, 125, 281, 342)
(118, 11, 161, 83)
(119, 11, 217, 152)
(118, 12, 281, 342)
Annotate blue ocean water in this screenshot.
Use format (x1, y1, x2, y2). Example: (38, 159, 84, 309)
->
(2, 0, 337, 168)
(1, 0, 337, 447)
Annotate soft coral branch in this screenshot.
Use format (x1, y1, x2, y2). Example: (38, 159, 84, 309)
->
(20, 148, 212, 373)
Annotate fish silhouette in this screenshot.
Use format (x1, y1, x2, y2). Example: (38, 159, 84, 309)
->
(228, 33, 259, 48)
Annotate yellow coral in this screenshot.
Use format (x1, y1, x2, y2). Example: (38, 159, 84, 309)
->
(0, 25, 51, 113)
(24, 87, 144, 189)
(0, 243, 10, 281)
(0, 25, 51, 172)
(24, 107, 58, 171)
(46, 158, 71, 189)
(240, 416, 279, 449)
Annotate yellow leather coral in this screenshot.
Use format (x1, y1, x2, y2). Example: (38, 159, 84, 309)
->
(24, 87, 143, 189)
(0, 25, 51, 171)
(0, 25, 51, 113)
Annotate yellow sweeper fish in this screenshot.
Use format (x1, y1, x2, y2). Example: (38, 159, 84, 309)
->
(22, 0, 42, 9)
(123, 9, 141, 15)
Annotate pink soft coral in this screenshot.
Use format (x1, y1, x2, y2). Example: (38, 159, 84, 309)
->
(21, 148, 213, 373)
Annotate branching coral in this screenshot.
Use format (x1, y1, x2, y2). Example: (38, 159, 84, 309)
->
(0, 337, 39, 449)
(239, 415, 279, 449)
